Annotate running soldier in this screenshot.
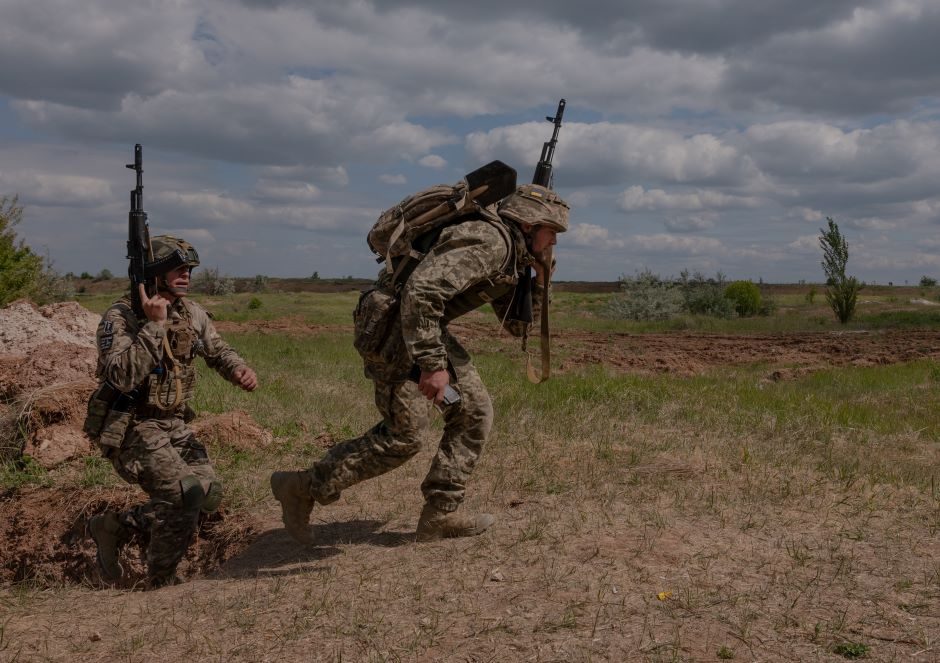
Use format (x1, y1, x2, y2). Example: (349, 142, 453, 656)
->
(86, 235, 258, 587)
(270, 184, 569, 542)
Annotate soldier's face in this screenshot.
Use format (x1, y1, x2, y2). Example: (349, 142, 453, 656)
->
(528, 225, 557, 256)
(160, 265, 192, 298)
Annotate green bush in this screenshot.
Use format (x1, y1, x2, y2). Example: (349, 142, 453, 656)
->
(919, 275, 937, 287)
(192, 267, 235, 296)
(0, 196, 44, 306)
(0, 196, 71, 305)
(609, 269, 684, 321)
(724, 280, 762, 317)
(248, 296, 263, 310)
(678, 270, 734, 319)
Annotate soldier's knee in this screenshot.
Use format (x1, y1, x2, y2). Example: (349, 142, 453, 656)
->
(178, 475, 223, 513)
(202, 480, 223, 513)
(462, 392, 494, 435)
(179, 475, 205, 511)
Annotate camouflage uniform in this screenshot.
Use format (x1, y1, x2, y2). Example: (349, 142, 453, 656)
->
(308, 214, 548, 512)
(93, 295, 248, 583)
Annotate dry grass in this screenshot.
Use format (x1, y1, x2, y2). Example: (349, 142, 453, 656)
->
(1, 295, 938, 661)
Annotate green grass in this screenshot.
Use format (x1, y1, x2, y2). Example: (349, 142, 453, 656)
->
(77, 291, 361, 326)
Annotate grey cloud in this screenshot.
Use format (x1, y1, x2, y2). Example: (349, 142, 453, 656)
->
(722, 1, 940, 115)
(14, 77, 455, 167)
(663, 215, 716, 233)
(467, 122, 757, 188)
(0, 170, 111, 207)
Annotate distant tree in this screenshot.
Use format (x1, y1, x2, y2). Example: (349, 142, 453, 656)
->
(0, 196, 44, 306)
(819, 217, 863, 324)
(80, 271, 92, 280)
(724, 280, 761, 317)
(252, 274, 269, 292)
(95, 268, 114, 281)
(919, 276, 937, 287)
(310, 271, 320, 281)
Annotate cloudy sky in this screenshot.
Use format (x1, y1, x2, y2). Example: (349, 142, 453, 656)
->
(2, 0, 940, 283)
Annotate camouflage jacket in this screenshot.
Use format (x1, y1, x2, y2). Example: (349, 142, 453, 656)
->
(399, 215, 547, 373)
(95, 295, 248, 396)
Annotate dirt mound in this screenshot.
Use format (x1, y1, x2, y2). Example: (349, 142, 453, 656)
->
(192, 410, 273, 451)
(0, 485, 260, 586)
(0, 342, 97, 400)
(0, 300, 99, 354)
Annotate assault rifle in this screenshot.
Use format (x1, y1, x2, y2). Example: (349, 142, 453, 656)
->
(532, 98, 565, 188)
(126, 144, 155, 315)
(524, 98, 566, 383)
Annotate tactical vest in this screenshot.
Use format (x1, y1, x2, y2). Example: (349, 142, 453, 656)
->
(143, 302, 199, 410)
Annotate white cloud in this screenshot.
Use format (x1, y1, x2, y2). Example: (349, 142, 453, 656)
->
(788, 235, 819, 253)
(630, 234, 724, 255)
(153, 191, 255, 224)
(0, 169, 111, 207)
(569, 223, 625, 249)
(418, 154, 447, 169)
(618, 185, 759, 211)
(789, 207, 825, 222)
(254, 180, 321, 203)
(379, 174, 407, 184)
(468, 122, 757, 188)
(663, 214, 717, 233)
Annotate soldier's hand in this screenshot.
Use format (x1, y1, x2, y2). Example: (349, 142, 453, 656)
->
(532, 251, 555, 286)
(418, 369, 450, 405)
(139, 284, 171, 325)
(233, 366, 258, 392)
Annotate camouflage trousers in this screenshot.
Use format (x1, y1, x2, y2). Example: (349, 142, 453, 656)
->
(106, 417, 220, 580)
(307, 335, 494, 513)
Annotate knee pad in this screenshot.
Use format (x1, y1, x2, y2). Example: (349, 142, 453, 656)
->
(179, 475, 205, 511)
(201, 481, 223, 513)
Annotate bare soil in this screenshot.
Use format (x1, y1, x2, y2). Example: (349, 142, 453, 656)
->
(2, 308, 938, 661)
(0, 485, 259, 586)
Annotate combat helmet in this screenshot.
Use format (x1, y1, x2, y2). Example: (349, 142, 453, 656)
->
(147, 235, 200, 276)
(497, 184, 570, 233)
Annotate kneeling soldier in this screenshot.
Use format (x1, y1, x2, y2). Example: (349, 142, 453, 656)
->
(86, 236, 257, 588)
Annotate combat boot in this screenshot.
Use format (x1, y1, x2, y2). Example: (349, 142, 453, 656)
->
(415, 503, 495, 542)
(88, 512, 125, 582)
(270, 471, 315, 544)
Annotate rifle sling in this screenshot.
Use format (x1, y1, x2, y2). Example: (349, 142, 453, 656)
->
(526, 251, 552, 384)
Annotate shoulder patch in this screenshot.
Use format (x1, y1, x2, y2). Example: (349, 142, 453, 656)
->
(102, 320, 114, 334)
(99, 335, 114, 351)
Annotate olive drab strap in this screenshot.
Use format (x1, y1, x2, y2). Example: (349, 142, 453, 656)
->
(155, 334, 184, 411)
(525, 249, 553, 384)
